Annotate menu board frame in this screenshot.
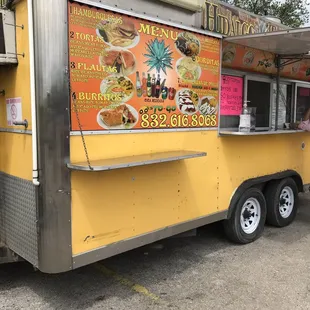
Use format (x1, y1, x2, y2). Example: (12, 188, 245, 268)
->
(68, 0, 222, 134)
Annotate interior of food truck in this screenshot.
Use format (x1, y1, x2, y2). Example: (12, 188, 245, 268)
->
(219, 27, 310, 136)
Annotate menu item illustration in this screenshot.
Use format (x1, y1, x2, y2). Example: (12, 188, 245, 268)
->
(199, 96, 217, 115)
(100, 75, 134, 102)
(176, 89, 199, 115)
(97, 104, 138, 129)
(222, 45, 236, 63)
(291, 62, 300, 75)
(176, 57, 201, 81)
(257, 58, 273, 73)
(100, 48, 136, 76)
(243, 50, 255, 66)
(135, 71, 143, 97)
(144, 38, 173, 75)
(97, 18, 139, 48)
(168, 87, 176, 100)
(175, 32, 201, 58)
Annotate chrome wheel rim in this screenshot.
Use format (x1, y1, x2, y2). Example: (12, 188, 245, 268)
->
(279, 186, 294, 219)
(240, 198, 261, 234)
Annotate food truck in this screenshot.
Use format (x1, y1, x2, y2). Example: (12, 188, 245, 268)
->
(1, 0, 310, 273)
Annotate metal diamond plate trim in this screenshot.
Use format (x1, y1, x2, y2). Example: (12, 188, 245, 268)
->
(0, 172, 38, 266)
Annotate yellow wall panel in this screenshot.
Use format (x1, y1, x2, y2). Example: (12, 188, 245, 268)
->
(71, 131, 310, 255)
(0, 133, 32, 180)
(0, 0, 31, 129)
(70, 131, 220, 254)
(0, 1, 32, 180)
(218, 134, 309, 212)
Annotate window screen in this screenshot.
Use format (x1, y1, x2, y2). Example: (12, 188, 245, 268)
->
(271, 84, 293, 128)
(296, 87, 310, 122)
(247, 80, 271, 128)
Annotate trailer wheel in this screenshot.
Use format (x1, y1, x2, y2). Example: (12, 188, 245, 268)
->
(265, 178, 298, 227)
(224, 188, 267, 244)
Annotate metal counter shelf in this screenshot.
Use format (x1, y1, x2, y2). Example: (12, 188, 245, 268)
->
(219, 129, 305, 136)
(67, 150, 207, 172)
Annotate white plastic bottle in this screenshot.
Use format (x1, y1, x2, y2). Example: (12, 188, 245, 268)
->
(239, 101, 251, 132)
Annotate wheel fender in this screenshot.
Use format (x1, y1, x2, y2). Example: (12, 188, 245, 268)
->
(226, 170, 303, 219)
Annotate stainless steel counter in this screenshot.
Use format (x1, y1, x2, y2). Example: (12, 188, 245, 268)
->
(219, 129, 305, 136)
(67, 150, 207, 172)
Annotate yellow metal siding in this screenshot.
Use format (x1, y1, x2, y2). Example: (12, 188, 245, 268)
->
(0, 0, 32, 180)
(0, 132, 32, 180)
(70, 131, 219, 254)
(70, 131, 310, 255)
(218, 134, 308, 212)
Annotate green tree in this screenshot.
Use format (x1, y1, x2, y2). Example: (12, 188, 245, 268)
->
(221, 0, 309, 27)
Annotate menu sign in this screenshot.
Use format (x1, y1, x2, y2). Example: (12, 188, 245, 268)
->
(68, 1, 220, 131)
(220, 75, 243, 115)
(203, 0, 286, 36)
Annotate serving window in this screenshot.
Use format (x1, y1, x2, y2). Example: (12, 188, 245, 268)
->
(295, 84, 310, 122)
(219, 71, 273, 132)
(271, 82, 293, 128)
(219, 70, 310, 135)
(246, 78, 272, 129)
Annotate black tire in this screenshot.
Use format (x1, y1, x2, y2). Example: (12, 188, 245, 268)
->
(223, 187, 267, 244)
(265, 178, 298, 227)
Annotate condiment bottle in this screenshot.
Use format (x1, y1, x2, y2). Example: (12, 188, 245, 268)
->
(136, 71, 142, 97)
(151, 74, 156, 97)
(155, 74, 161, 98)
(147, 74, 152, 97)
(239, 101, 251, 132)
(142, 72, 147, 97)
(168, 87, 176, 100)
(162, 87, 168, 100)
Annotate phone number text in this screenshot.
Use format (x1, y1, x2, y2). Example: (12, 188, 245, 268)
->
(140, 113, 217, 128)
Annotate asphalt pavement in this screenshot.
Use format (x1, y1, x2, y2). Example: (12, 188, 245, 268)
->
(1, 194, 310, 310)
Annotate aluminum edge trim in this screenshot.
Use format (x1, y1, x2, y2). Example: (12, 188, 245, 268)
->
(219, 130, 304, 136)
(72, 0, 222, 39)
(0, 128, 32, 134)
(33, 0, 72, 273)
(67, 152, 207, 171)
(217, 37, 222, 135)
(70, 127, 218, 135)
(72, 210, 228, 269)
(224, 27, 310, 41)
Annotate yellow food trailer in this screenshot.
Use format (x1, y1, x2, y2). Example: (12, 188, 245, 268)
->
(1, 0, 310, 273)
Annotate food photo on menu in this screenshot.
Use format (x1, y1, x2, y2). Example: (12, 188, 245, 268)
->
(99, 48, 136, 76)
(97, 18, 140, 48)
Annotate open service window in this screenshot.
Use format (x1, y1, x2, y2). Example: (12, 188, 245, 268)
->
(219, 72, 273, 133)
(295, 83, 310, 122)
(271, 81, 294, 129)
(245, 76, 272, 129)
(220, 27, 310, 136)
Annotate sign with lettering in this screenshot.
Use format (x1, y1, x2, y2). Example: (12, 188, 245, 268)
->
(220, 75, 243, 115)
(6, 97, 22, 126)
(203, 0, 286, 36)
(299, 87, 310, 97)
(68, 1, 220, 131)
